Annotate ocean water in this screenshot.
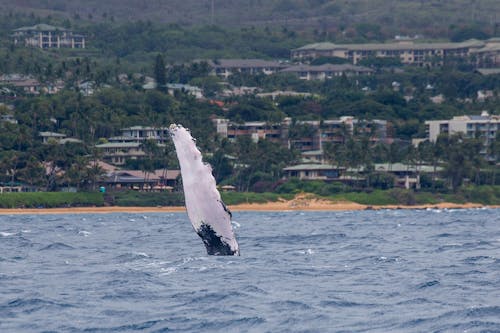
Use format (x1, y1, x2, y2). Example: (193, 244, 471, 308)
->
(1, 208, 500, 332)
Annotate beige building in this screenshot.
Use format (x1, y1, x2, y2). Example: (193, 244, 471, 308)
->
(425, 111, 500, 143)
(12, 24, 85, 49)
(291, 39, 500, 66)
(280, 64, 373, 80)
(208, 59, 287, 79)
(96, 126, 169, 165)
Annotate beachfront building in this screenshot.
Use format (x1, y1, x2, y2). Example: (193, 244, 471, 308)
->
(12, 24, 86, 49)
(291, 39, 500, 67)
(425, 111, 500, 144)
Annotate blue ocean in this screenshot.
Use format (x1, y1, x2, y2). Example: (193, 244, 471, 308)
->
(1, 208, 500, 332)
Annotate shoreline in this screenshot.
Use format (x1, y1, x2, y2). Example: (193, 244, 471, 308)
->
(0, 199, 497, 215)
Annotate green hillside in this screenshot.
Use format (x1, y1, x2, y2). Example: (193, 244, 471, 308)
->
(1, 0, 499, 37)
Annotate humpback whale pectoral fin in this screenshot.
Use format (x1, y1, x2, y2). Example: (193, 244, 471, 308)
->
(219, 200, 232, 219)
(196, 223, 237, 256)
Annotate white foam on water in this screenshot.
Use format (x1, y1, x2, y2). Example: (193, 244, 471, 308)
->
(0, 231, 15, 237)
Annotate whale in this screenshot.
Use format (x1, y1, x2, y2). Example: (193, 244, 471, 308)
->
(169, 124, 240, 256)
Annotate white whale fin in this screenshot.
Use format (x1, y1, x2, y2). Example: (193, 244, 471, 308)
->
(169, 124, 240, 256)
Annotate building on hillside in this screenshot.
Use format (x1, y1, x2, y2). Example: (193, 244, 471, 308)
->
(39, 131, 83, 144)
(291, 39, 500, 67)
(300, 150, 326, 164)
(280, 64, 373, 80)
(95, 126, 170, 165)
(425, 111, 500, 145)
(95, 142, 145, 166)
(291, 117, 391, 151)
(0, 74, 41, 94)
(255, 90, 314, 99)
(119, 126, 170, 144)
(39, 131, 65, 143)
(100, 169, 180, 191)
(166, 83, 203, 98)
(212, 118, 287, 143)
(12, 24, 86, 49)
(470, 38, 500, 67)
(283, 164, 345, 181)
(213, 117, 391, 149)
(0, 114, 18, 124)
(208, 59, 287, 79)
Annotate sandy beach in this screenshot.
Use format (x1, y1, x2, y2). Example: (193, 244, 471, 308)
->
(0, 196, 494, 215)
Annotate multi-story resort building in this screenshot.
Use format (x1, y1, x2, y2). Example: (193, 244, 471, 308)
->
(291, 117, 391, 151)
(213, 117, 391, 151)
(213, 118, 287, 144)
(96, 126, 169, 165)
(425, 111, 500, 144)
(208, 59, 287, 79)
(12, 24, 86, 49)
(291, 39, 500, 67)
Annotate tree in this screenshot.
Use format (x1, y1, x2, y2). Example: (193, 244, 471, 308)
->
(154, 54, 167, 92)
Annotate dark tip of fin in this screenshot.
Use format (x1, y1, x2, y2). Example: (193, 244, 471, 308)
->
(197, 224, 237, 256)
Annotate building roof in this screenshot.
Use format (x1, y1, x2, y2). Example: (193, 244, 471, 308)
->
(122, 126, 169, 131)
(301, 150, 324, 156)
(371, 163, 443, 173)
(210, 59, 286, 69)
(166, 83, 202, 92)
(39, 131, 66, 138)
(293, 39, 486, 52)
(256, 90, 314, 99)
(476, 68, 500, 75)
(281, 64, 373, 73)
(14, 24, 68, 32)
(95, 142, 142, 148)
(104, 169, 180, 183)
(59, 138, 83, 144)
(283, 163, 344, 171)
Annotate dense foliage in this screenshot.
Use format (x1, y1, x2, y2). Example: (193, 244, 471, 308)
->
(0, 13, 499, 202)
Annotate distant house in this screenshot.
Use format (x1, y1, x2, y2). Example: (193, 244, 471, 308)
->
(256, 90, 314, 99)
(78, 81, 94, 96)
(95, 142, 145, 166)
(367, 163, 443, 189)
(12, 24, 85, 49)
(0, 114, 17, 124)
(119, 126, 170, 144)
(280, 64, 373, 80)
(0, 74, 41, 94)
(39, 131, 67, 144)
(212, 118, 286, 144)
(208, 59, 287, 79)
(39, 131, 82, 144)
(166, 83, 203, 98)
(283, 164, 344, 181)
(101, 169, 180, 191)
(96, 126, 170, 165)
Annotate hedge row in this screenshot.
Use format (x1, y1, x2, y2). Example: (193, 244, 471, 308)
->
(0, 192, 105, 208)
